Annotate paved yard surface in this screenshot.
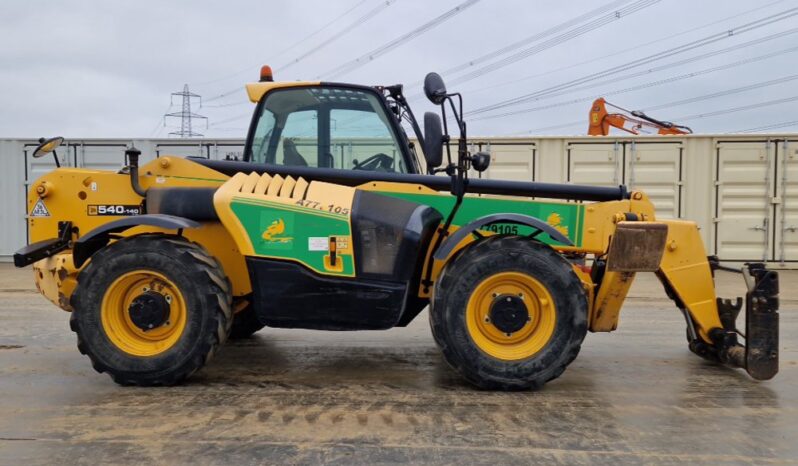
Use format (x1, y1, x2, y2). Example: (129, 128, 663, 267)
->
(0, 263, 796, 465)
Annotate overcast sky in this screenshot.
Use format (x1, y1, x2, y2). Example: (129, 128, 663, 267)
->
(1, 0, 797, 139)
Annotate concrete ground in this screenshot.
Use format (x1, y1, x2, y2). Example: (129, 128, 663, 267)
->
(0, 263, 796, 465)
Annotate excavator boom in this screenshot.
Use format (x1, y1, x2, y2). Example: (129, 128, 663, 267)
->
(588, 97, 692, 136)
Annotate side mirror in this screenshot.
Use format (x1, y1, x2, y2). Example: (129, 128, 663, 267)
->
(424, 72, 447, 105)
(32, 136, 64, 159)
(471, 151, 491, 172)
(423, 112, 444, 170)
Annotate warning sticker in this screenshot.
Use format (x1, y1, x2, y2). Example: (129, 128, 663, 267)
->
(308, 237, 329, 251)
(30, 199, 50, 217)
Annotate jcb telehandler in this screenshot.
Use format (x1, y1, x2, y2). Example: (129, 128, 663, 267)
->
(15, 67, 779, 389)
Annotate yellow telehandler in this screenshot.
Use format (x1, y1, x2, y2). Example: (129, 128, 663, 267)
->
(14, 67, 779, 389)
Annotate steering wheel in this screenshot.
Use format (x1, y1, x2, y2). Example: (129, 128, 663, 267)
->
(352, 153, 394, 171)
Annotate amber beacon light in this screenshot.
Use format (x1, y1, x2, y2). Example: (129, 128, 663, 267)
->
(259, 65, 274, 82)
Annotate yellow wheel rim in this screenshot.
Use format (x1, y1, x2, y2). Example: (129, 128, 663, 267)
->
(100, 270, 187, 357)
(466, 271, 556, 361)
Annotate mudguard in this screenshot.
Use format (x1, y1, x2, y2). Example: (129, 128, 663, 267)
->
(72, 214, 200, 267)
(433, 213, 573, 261)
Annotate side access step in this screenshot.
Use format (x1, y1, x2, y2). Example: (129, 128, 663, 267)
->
(13, 221, 73, 268)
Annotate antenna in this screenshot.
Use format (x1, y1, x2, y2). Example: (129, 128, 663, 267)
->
(163, 84, 207, 137)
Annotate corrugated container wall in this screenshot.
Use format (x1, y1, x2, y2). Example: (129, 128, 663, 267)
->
(1, 135, 796, 268)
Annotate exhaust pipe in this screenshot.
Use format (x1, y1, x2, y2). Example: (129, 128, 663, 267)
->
(126, 146, 147, 197)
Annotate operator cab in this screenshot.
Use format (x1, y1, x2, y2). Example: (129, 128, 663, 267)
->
(244, 80, 421, 174)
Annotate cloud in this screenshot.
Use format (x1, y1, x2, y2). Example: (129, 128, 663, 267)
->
(0, 0, 795, 138)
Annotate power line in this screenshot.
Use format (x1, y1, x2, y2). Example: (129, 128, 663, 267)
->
(448, 0, 663, 86)
(193, 0, 373, 89)
(674, 95, 798, 121)
(642, 74, 798, 112)
(471, 40, 798, 121)
(468, 7, 798, 116)
(320, 0, 482, 79)
(441, 0, 631, 78)
(281, 0, 399, 72)
(734, 120, 798, 133)
(403, 0, 638, 96)
(209, 113, 251, 128)
(203, 100, 252, 109)
(458, 0, 789, 96)
(201, 0, 397, 103)
(150, 102, 173, 137)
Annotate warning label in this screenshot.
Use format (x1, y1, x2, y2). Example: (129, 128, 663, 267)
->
(30, 199, 50, 217)
(308, 237, 329, 251)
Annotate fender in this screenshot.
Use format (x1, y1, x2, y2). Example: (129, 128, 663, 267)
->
(433, 213, 574, 261)
(72, 214, 201, 267)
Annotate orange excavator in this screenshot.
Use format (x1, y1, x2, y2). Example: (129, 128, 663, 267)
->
(588, 97, 692, 136)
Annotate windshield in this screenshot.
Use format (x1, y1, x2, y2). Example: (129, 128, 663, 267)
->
(248, 86, 410, 173)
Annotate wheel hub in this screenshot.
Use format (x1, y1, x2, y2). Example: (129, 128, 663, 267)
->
(489, 294, 529, 334)
(128, 291, 170, 331)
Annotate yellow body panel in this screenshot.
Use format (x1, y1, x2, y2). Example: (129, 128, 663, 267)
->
(32, 253, 79, 311)
(245, 81, 320, 103)
(213, 172, 356, 276)
(25, 157, 254, 309)
(591, 271, 635, 332)
(571, 266, 595, 323)
(356, 180, 440, 195)
(657, 220, 722, 342)
(27, 156, 229, 244)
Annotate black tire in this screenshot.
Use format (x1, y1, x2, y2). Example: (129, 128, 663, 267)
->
(229, 303, 266, 339)
(430, 235, 588, 390)
(70, 234, 232, 386)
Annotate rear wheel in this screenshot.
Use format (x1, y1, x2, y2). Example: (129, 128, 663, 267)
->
(70, 235, 232, 386)
(430, 235, 587, 390)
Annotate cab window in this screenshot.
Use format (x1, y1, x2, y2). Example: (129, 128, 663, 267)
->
(248, 86, 407, 173)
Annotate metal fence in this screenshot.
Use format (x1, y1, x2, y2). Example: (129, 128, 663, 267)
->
(2, 134, 796, 267)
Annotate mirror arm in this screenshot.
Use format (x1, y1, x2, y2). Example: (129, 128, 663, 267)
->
(440, 103, 453, 167)
(51, 149, 61, 169)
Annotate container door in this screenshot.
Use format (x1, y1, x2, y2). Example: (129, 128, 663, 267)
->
(75, 143, 129, 170)
(567, 142, 621, 187)
(483, 142, 536, 182)
(625, 142, 682, 219)
(155, 143, 206, 159)
(208, 143, 246, 161)
(775, 139, 798, 263)
(714, 141, 776, 262)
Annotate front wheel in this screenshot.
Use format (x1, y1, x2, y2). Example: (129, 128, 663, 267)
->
(430, 236, 588, 390)
(70, 235, 232, 386)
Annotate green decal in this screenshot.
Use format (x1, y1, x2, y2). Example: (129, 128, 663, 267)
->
(231, 197, 354, 276)
(379, 192, 585, 247)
